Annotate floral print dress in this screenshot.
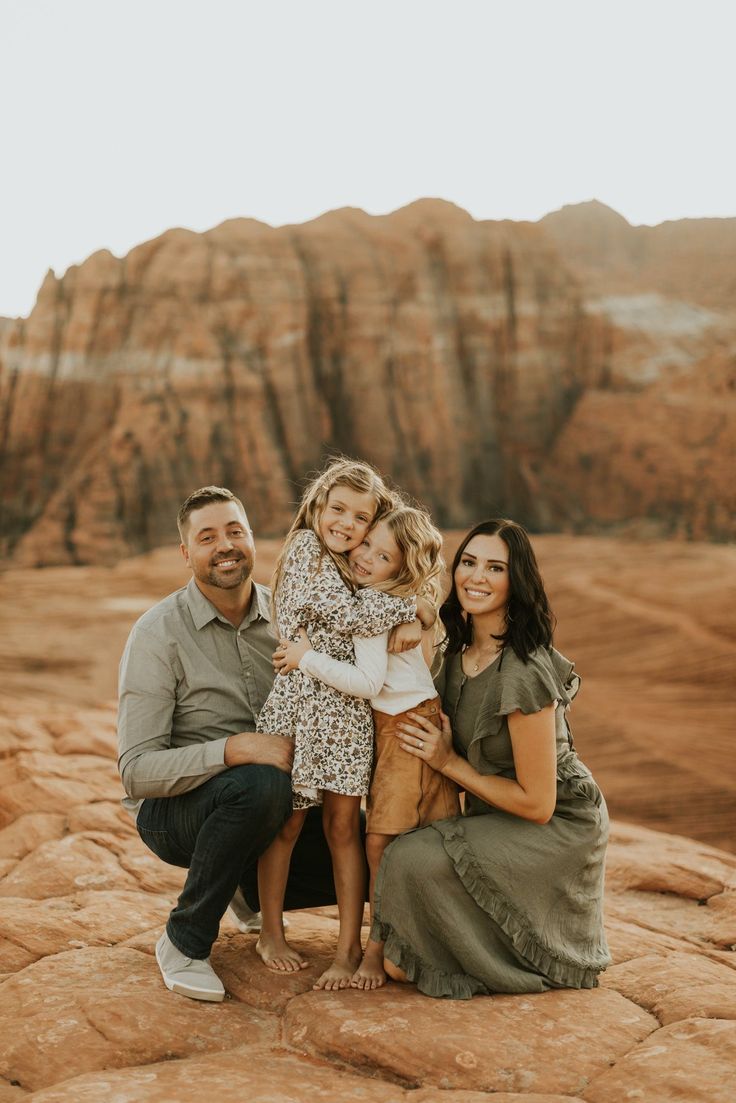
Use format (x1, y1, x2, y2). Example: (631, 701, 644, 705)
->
(257, 530, 417, 807)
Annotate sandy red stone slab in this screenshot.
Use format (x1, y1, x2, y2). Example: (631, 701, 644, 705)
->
(113, 835, 187, 894)
(604, 913, 704, 964)
(0, 834, 139, 899)
(706, 890, 736, 944)
(0, 1082, 26, 1102)
(284, 984, 657, 1095)
(66, 801, 137, 836)
(412, 1094, 583, 1103)
(0, 890, 172, 970)
(0, 753, 120, 825)
(1, 716, 56, 754)
(0, 813, 66, 860)
(0, 946, 278, 1091)
(606, 822, 736, 899)
(20, 1047, 589, 1103)
(583, 1018, 736, 1102)
(607, 888, 736, 950)
(601, 951, 736, 1024)
(213, 913, 341, 1011)
(52, 716, 117, 758)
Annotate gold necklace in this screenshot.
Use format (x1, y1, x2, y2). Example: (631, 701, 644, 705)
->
(464, 640, 501, 673)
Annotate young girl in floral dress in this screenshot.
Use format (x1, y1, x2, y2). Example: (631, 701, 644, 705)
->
(255, 459, 433, 990)
(274, 505, 460, 991)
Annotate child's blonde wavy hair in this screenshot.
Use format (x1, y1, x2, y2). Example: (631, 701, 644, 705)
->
(271, 456, 396, 617)
(368, 506, 445, 611)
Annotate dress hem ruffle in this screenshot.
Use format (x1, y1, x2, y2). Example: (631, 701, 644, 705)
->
(434, 820, 607, 990)
(370, 916, 488, 1000)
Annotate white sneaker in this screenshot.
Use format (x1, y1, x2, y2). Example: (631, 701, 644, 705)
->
(155, 931, 225, 1002)
(227, 887, 290, 933)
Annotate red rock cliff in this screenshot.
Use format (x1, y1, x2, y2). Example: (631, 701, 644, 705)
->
(1, 198, 734, 565)
(0, 200, 604, 564)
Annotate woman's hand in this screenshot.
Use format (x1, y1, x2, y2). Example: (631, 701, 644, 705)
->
(397, 709, 457, 773)
(387, 618, 423, 654)
(273, 627, 312, 675)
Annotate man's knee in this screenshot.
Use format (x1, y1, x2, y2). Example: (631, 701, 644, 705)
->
(219, 764, 292, 831)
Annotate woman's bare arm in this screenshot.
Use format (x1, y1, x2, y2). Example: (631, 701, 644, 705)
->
(396, 706, 558, 824)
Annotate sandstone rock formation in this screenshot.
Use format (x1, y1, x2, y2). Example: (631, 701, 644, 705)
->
(2, 198, 734, 567)
(0, 200, 605, 566)
(535, 200, 736, 541)
(0, 691, 734, 1101)
(0, 540, 734, 1098)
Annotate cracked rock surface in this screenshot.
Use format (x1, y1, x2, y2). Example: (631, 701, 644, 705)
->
(1, 702, 734, 1100)
(0, 544, 734, 1099)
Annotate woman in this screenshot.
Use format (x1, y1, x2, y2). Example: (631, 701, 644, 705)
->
(371, 519, 611, 999)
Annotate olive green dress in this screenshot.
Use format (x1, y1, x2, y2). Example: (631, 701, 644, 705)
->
(371, 646, 611, 999)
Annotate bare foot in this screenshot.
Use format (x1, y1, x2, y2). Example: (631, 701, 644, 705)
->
(255, 932, 308, 973)
(384, 957, 410, 983)
(350, 939, 387, 990)
(313, 949, 362, 991)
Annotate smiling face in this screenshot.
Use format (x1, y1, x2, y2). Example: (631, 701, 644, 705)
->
(453, 533, 510, 618)
(318, 485, 377, 554)
(181, 500, 255, 590)
(348, 519, 404, 586)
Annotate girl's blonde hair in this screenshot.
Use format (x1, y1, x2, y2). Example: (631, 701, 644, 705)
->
(271, 456, 396, 614)
(369, 506, 446, 610)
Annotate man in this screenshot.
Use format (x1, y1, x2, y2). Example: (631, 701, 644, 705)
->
(117, 486, 338, 1002)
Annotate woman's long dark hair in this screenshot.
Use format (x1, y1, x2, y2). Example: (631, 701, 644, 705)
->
(440, 519, 555, 662)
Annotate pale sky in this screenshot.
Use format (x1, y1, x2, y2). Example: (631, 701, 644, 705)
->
(2, 0, 735, 319)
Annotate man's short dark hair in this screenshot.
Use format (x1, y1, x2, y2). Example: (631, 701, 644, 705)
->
(177, 486, 247, 540)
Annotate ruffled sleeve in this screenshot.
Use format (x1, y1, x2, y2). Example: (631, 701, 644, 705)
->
(495, 647, 580, 718)
(282, 530, 417, 636)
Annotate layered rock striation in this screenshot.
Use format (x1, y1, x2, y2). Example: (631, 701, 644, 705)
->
(0, 201, 604, 566)
(536, 201, 736, 541)
(1, 199, 734, 567)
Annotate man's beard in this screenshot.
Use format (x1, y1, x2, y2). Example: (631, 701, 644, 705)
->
(203, 555, 253, 589)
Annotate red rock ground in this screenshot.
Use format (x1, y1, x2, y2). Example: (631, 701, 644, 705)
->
(0, 534, 734, 1100)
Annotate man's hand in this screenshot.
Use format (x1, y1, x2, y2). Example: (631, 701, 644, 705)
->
(388, 617, 423, 654)
(224, 731, 293, 773)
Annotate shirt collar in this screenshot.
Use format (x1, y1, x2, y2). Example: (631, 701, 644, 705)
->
(244, 582, 272, 627)
(186, 577, 271, 631)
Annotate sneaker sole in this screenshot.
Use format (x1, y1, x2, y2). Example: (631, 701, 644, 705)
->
(170, 979, 225, 1002)
(156, 944, 225, 1003)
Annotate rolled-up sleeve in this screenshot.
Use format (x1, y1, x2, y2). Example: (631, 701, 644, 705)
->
(117, 625, 228, 800)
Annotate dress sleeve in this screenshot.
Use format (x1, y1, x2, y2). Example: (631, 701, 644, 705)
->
(286, 530, 417, 636)
(298, 633, 389, 698)
(495, 648, 580, 717)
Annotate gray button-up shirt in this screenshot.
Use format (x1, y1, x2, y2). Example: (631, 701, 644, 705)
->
(117, 577, 276, 817)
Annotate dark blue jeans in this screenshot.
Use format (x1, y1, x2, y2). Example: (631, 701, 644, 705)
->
(137, 764, 339, 959)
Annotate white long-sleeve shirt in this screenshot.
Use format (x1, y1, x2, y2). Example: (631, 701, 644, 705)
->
(298, 631, 436, 716)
